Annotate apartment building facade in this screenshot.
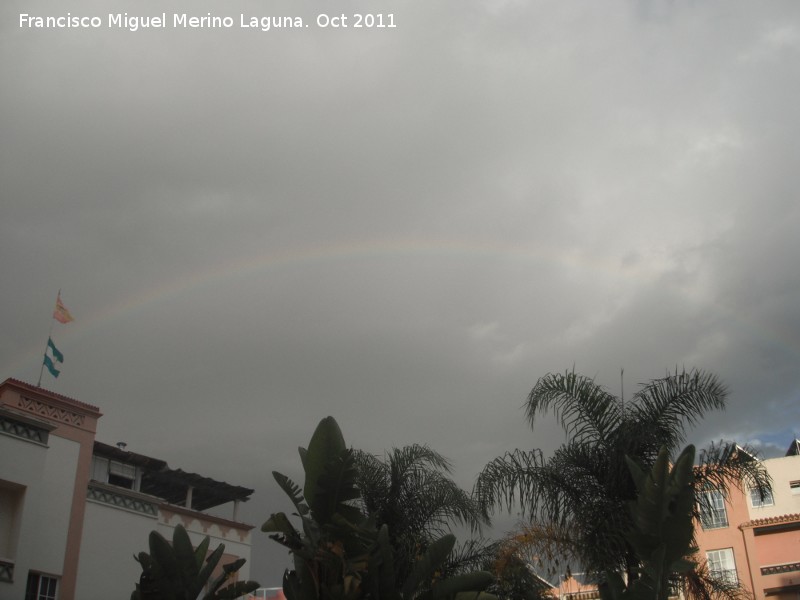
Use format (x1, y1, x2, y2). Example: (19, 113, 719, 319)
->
(695, 441, 800, 599)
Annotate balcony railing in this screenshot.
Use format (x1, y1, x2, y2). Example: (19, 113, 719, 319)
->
(87, 481, 159, 516)
(710, 568, 738, 585)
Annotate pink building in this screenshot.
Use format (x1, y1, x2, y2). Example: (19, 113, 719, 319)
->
(695, 442, 800, 599)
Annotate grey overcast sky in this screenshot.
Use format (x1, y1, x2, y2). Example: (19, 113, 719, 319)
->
(2, 0, 800, 586)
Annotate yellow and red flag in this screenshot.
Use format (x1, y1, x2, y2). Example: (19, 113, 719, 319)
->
(53, 292, 74, 324)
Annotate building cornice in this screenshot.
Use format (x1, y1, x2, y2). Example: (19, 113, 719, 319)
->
(2, 378, 101, 413)
(1, 378, 102, 431)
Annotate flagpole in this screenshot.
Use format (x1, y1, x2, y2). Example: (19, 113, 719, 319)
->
(37, 290, 60, 387)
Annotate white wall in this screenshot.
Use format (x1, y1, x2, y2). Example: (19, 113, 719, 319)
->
(747, 454, 800, 520)
(78, 498, 253, 598)
(75, 497, 157, 599)
(0, 432, 79, 598)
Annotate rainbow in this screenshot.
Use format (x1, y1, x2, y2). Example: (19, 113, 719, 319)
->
(6, 235, 798, 378)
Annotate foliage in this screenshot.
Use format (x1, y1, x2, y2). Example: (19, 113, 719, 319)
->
(474, 368, 771, 594)
(680, 560, 752, 600)
(131, 524, 259, 600)
(353, 444, 489, 586)
(445, 539, 502, 581)
(485, 541, 555, 600)
(263, 416, 498, 600)
(600, 445, 697, 600)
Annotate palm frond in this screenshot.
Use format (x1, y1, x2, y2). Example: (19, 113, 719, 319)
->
(353, 449, 391, 516)
(631, 369, 728, 454)
(474, 449, 547, 518)
(694, 441, 771, 520)
(443, 539, 501, 577)
(680, 558, 753, 600)
(389, 444, 453, 478)
(526, 370, 622, 445)
(474, 441, 628, 557)
(354, 442, 487, 589)
(499, 522, 584, 568)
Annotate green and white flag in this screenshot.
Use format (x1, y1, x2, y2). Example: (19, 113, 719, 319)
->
(43, 337, 63, 378)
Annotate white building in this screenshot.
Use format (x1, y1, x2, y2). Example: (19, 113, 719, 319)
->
(0, 378, 254, 600)
(743, 439, 800, 520)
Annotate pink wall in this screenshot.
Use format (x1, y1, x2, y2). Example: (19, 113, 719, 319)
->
(742, 516, 800, 597)
(752, 523, 800, 565)
(694, 484, 756, 594)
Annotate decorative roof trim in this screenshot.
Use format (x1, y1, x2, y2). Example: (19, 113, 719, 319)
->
(2, 378, 101, 414)
(740, 512, 800, 529)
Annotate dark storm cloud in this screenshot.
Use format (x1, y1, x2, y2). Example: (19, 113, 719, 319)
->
(2, 0, 799, 585)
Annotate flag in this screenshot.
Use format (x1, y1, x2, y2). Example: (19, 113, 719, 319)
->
(54, 292, 74, 323)
(43, 355, 60, 378)
(43, 337, 64, 378)
(48, 337, 64, 362)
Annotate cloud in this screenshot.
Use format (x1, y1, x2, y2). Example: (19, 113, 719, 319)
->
(2, 0, 799, 586)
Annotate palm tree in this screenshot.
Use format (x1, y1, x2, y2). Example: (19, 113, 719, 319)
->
(264, 417, 498, 600)
(353, 444, 491, 586)
(474, 368, 770, 593)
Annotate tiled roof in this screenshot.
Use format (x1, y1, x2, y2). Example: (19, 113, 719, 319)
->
(740, 512, 800, 529)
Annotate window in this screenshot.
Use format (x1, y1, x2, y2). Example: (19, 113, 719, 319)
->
(25, 572, 58, 600)
(91, 456, 138, 490)
(749, 486, 774, 508)
(791, 481, 800, 496)
(108, 461, 136, 489)
(700, 489, 728, 529)
(706, 549, 737, 585)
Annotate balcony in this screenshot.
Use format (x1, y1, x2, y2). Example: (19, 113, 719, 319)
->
(87, 481, 159, 517)
(710, 568, 738, 585)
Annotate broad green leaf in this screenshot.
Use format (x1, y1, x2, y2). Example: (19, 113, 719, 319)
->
(304, 417, 346, 511)
(401, 534, 456, 598)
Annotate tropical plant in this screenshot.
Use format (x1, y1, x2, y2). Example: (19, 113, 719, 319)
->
(680, 559, 751, 600)
(263, 416, 498, 600)
(600, 445, 697, 600)
(353, 444, 490, 586)
(131, 524, 259, 600)
(474, 368, 770, 595)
